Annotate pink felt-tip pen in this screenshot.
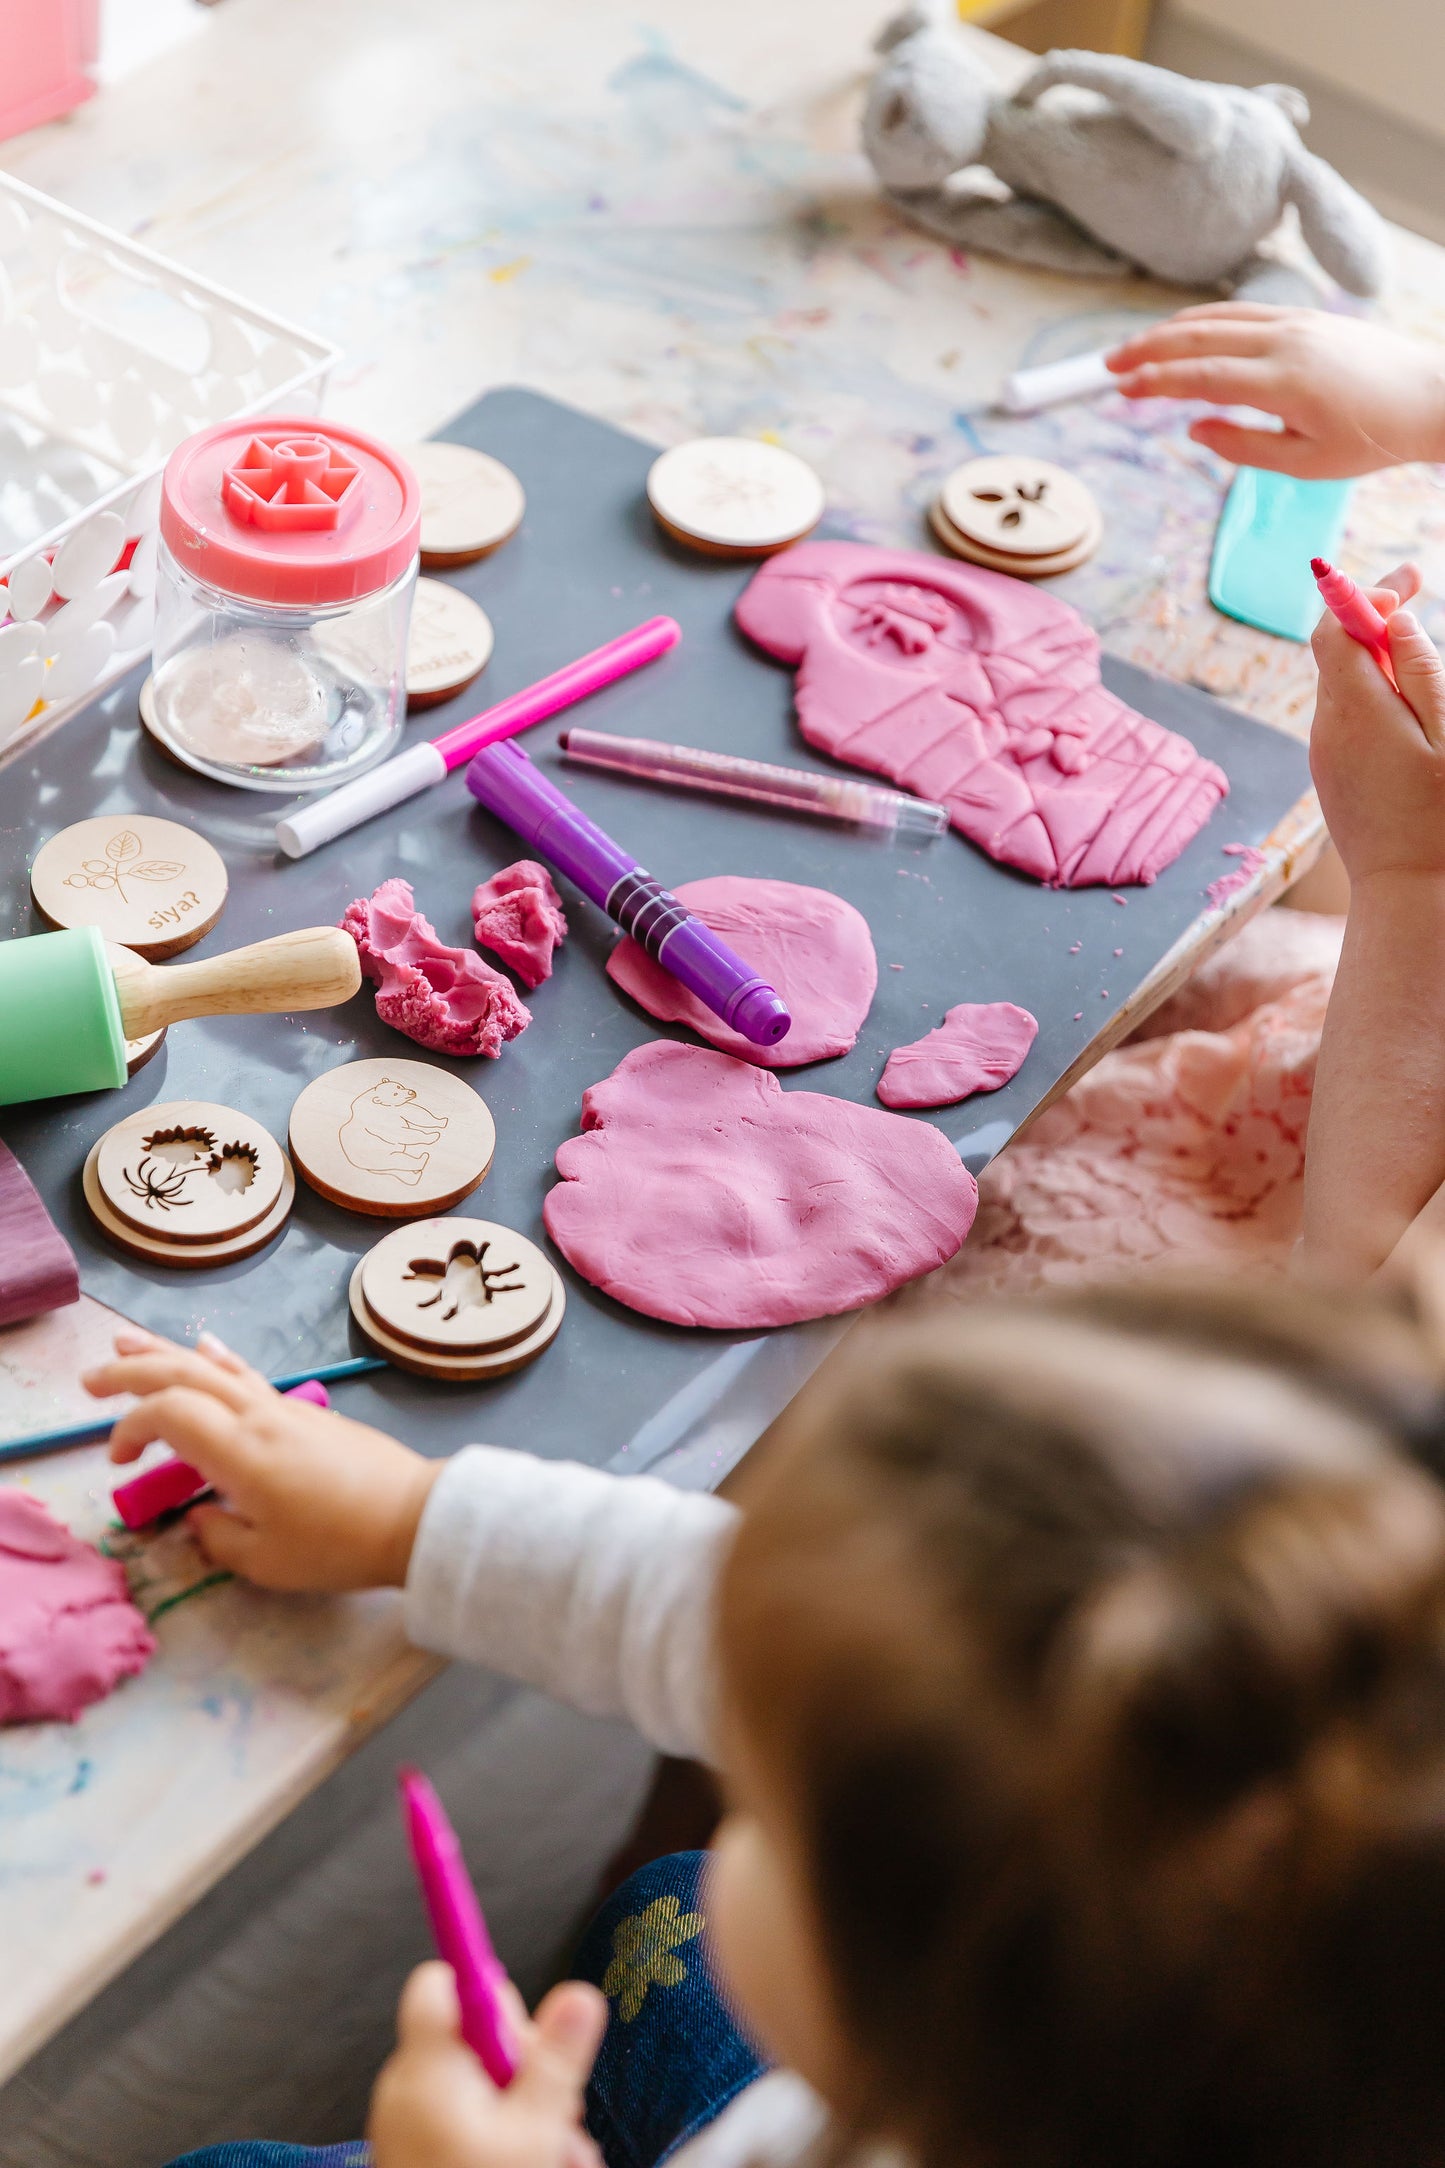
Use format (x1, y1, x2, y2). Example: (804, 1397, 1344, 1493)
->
(1311, 558, 1399, 690)
(275, 615, 682, 858)
(111, 1379, 329, 1531)
(401, 1767, 519, 2087)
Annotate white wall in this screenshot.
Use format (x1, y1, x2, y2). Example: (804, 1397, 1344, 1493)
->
(1172, 0, 1445, 144)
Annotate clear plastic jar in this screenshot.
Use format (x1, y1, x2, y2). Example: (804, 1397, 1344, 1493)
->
(148, 420, 420, 793)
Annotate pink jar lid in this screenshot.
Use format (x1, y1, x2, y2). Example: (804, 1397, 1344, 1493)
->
(160, 417, 421, 607)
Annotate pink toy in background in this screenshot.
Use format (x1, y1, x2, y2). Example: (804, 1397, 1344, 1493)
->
(735, 542, 1228, 889)
(112, 1379, 329, 1532)
(0, 1, 96, 146)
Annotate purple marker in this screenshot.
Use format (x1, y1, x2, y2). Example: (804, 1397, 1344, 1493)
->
(466, 742, 792, 1046)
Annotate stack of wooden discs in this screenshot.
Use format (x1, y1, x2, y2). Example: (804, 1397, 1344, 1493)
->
(931, 454, 1101, 579)
(84, 1100, 295, 1267)
(289, 1058, 496, 1218)
(647, 437, 825, 559)
(349, 1217, 565, 1381)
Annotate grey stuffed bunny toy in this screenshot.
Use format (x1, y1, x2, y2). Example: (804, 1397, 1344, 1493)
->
(863, 2, 1387, 298)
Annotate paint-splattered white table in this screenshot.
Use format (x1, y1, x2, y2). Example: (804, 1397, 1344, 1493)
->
(4, 0, 1445, 2089)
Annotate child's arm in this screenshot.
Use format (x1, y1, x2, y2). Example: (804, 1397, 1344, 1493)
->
(1106, 304, 1445, 478)
(369, 1961, 605, 2168)
(1299, 570, 1445, 1275)
(85, 1331, 734, 1758)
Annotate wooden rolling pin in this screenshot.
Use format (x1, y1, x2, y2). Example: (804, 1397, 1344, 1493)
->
(0, 925, 361, 1106)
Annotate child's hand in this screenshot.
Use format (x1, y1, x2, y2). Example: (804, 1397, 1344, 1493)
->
(83, 1329, 440, 1591)
(1310, 564, 1445, 885)
(368, 1961, 606, 2168)
(1107, 304, 1445, 478)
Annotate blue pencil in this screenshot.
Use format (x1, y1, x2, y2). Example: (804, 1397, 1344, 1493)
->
(0, 1354, 387, 1466)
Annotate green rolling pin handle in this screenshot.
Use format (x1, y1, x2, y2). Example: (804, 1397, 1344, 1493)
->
(0, 925, 362, 1108)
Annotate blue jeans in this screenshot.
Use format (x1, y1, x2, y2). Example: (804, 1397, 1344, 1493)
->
(163, 1853, 763, 2168)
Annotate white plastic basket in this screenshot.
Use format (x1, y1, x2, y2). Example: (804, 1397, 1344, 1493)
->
(0, 173, 336, 762)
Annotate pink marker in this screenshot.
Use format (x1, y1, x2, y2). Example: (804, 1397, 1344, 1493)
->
(275, 615, 682, 859)
(1311, 558, 1399, 690)
(401, 1767, 519, 2087)
(112, 1379, 329, 1531)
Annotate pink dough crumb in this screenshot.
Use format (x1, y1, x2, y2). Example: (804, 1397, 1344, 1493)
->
(341, 878, 530, 1058)
(471, 860, 569, 988)
(1205, 844, 1266, 910)
(877, 1000, 1039, 1110)
(0, 1492, 154, 1725)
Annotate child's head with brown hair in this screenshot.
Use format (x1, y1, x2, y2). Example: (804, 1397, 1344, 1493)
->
(706, 1273, 1445, 2168)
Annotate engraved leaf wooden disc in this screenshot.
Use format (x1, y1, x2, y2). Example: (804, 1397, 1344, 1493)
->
(31, 814, 227, 959)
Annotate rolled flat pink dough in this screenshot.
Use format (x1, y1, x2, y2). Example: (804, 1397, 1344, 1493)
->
(735, 541, 1228, 888)
(342, 878, 530, 1058)
(0, 1491, 154, 1725)
(544, 1039, 978, 1327)
(472, 860, 569, 988)
(878, 1001, 1039, 1109)
(606, 875, 877, 1069)
(0, 1139, 78, 1327)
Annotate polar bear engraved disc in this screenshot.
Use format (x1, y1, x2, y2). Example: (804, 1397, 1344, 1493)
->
(288, 1057, 496, 1217)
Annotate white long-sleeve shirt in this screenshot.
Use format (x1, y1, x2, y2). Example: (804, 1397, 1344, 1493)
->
(405, 1446, 829, 2168)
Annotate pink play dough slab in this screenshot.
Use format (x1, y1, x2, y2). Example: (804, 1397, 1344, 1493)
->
(341, 877, 530, 1058)
(0, 1491, 154, 1725)
(735, 541, 1228, 888)
(544, 1039, 978, 1328)
(877, 1001, 1038, 1109)
(0, 1138, 78, 1327)
(606, 875, 877, 1068)
(472, 859, 569, 988)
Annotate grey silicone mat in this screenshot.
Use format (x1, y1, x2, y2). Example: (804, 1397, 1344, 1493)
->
(0, 387, 1311, 1472)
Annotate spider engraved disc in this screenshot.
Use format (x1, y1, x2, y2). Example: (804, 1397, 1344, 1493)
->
(937, 456, 1099, 563)
(84, 1142, 295, 1267)
(96, 1099, 286, 1242)
(289, 1058, 495, 1218)
(30, 814, 228, 960)
(357, 1216, 556, 1355)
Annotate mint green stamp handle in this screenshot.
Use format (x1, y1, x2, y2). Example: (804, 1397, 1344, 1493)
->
(0, 927, 127, 1106)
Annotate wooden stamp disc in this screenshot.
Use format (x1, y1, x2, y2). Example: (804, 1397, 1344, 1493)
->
(96, 1099, 287, 1242)
(357, 1216, 555, 1355)
(929, 495, 1099, 580)
(138, 653, 330, 769)
(646, 439, 824, 556)
(289, 1058, 496, 1218)
(84, 1142, 294, 1267)
(30, 814, 227, 960)
(404, 442, 526, 567)
(937, 456, 1099, 563)
(406, 579, 494, 710)
(348, 1250, 565, 1381)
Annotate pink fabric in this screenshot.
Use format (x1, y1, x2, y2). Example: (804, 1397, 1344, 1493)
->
(471, 860, 569, 988)
(0, 1492, 154, 1725)
(341, 878, 530, 1058)
(735, 542, 1228, 888)
(0, 1139, 78, 1327)
(929, 910, 1342, 1300)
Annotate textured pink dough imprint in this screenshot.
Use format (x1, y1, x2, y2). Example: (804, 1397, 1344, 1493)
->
(734, 542, 1228, 888)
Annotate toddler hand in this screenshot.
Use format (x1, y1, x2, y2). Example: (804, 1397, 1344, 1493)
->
(83, 1329, 439, 1591)
(1310, 564, 1445, 885)
(1107, 304, 1445, 478)
(369, 1962, 606, 2168)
